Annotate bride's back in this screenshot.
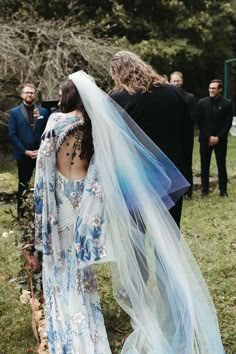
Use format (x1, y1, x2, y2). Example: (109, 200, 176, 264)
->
(56, 115, 89, 181)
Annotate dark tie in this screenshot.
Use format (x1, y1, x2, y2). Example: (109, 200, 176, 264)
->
(25, 106, 34, 127)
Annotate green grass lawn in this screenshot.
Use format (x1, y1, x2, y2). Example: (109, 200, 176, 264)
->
(0, 137, 236, 353)
(181, 181, 236, 353)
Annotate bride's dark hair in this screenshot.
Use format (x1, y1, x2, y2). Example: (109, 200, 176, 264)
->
(60, 79, 94, 162)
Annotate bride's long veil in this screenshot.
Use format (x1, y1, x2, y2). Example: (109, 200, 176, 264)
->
(70, 71, 224, 354)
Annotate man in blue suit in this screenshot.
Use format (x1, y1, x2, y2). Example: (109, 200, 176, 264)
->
(8, 83, 49, 218)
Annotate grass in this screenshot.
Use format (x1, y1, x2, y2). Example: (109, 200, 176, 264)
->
(0, 234, 33, 354)
(0, 137, 236, 353)
(181, 181, 236, 353)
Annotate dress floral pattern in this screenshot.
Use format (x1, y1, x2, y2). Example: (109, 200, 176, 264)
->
(34, 113, 112, 353)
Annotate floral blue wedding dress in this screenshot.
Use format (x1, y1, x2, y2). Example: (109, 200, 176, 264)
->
(34, 114, 112, 353)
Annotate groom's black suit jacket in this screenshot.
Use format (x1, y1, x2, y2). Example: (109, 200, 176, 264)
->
(110, 84, 192, 178)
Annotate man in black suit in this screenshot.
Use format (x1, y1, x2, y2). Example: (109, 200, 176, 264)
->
(170, 71, 196, 200)
(110, 51, 192, 227)
(197, 79, 233, 197)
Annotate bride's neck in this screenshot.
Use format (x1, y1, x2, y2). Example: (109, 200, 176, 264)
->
(65, 110, 83, 118)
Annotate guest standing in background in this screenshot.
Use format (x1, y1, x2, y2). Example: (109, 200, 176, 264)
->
(8, 83, 49, 218)
(170, 70, 196, 200)
(197, 79, 233, 197)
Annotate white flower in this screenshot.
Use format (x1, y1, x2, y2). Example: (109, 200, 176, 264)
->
(71, 312, 86, 324)
(30, 298, 40, 310)
(93, 330, 99, 343)
(38, 157, 46, 169)
(35, 309, 43, 322)
(20, 290, 31, 304)
(48, 214, 57, 224)
(70, 191, 77, 198)
(58, 230, 64, 239)
(38, 189, 44, 198)
(74, 242, 81, 252)
(38, 319, 47, 338)
(92, 182, 101, 193)
(44, 303, 51, 320)
(38, 340, 48, 354)
(2, 232, 9, 238)
(50, 143, 56, 151)
(88, 216, 102, 228)
(54, 284, 62, 295)
(55, 342, 63, 354)
(73, 347, 80, 354)
(99, 248, 107, 258)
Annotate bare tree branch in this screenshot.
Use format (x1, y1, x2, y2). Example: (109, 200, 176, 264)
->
(0, 19, 121, 125)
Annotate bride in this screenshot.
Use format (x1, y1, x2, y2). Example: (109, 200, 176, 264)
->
(32, 70, 225, 354)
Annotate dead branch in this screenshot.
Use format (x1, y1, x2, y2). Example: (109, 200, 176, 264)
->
(0, 18, 121, 125)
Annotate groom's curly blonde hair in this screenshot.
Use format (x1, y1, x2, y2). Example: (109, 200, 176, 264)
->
(110, 51, 166, 94)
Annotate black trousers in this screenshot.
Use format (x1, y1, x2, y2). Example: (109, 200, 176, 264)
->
(169, 197, 183, 228)
(17, 158, 36, 218)
(184, 166, 193, 197)
(200, 139, 228, 193)
(131, 194, 183, 286)
(184, 136, 194, 197)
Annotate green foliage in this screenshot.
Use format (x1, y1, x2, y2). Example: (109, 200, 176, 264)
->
(0, 0, 21, 16)
(14, 190, 43, 298)
(0, 205, 16, 235)
(0, 0, 235, 98)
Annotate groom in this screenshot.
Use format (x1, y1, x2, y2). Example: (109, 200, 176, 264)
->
(110, 51, 192, 227)
(8, 83, 49, 219)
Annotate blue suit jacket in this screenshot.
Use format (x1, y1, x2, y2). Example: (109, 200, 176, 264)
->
(8, 104, 49, 160)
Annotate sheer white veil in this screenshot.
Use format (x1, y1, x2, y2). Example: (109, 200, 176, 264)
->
(69, 70, 225, 354)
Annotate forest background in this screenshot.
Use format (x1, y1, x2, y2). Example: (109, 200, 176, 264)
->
(0, 0, 236, 145)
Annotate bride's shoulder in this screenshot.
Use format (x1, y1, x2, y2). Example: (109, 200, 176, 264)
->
(48, 111, 65, 122)
(45, 111, 66, 128)
(43, 112, 66, 135)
